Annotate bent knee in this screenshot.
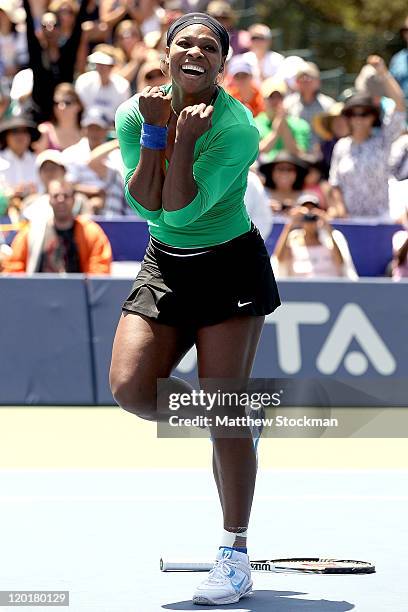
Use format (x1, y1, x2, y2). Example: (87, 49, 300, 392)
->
(109, 371, 157, 420)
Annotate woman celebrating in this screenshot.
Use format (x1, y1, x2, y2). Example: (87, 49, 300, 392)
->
(110, 12, 280, 606)
(329, 55, 406, 219)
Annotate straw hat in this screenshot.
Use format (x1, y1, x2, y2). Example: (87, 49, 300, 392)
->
(260, 77, 287, 98)
(313, 102, 345, 141)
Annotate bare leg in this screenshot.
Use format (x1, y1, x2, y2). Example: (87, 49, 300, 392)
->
(196, 315, 265, 546)
(110, 312, 195, 419)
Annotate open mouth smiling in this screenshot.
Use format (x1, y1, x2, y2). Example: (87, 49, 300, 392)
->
(180, 63, 206, 77)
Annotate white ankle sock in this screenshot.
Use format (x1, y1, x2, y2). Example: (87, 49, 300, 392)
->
(221, 528, 248, 548)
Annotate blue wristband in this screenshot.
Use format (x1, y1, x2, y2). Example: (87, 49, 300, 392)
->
(141, 123, 168, 150)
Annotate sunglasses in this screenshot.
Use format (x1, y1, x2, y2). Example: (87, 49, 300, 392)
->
(9, 127, 30, 135)
(145, 70, 163, 81)
(347, 109, 373, 118)
(251, 35, 268, 41)
(54, 98, 75, 106)
(50, 191, 74, 199)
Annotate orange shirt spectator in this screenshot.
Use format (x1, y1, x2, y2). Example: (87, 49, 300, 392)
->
(3, 179, 112, 274)
(225, 55, 265, 117)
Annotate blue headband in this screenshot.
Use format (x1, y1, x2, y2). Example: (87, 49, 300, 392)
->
(166, 12, 230, 58)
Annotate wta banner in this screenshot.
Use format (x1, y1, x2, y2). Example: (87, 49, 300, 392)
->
(88, 278, 408, 406)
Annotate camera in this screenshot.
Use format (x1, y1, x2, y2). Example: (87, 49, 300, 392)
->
(303, 212, 318, 222)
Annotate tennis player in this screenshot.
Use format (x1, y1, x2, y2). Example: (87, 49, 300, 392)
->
(110, 12, 281, 605)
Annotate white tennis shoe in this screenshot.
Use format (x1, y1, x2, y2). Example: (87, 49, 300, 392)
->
(192, 547, 253, 605)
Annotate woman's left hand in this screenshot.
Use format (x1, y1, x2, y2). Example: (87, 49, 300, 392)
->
(366, 55, 388, 76)
(176, 104, 214, 144)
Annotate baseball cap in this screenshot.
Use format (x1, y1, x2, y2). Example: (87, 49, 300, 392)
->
(296, 193, 321, 207)
(227, 55, 254, 77)
(81, 107, 111, 129)
(297, 62, 320, 79)
(248, 24, 272, 40)
(87, 51, 115, 66)
(36, 149, 66, 169)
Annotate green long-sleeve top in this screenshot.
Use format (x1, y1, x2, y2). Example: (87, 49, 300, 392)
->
(115, 84, 260, 248)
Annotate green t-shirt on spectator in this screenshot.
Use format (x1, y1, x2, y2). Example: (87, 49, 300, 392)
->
(255, 112, 311, 162)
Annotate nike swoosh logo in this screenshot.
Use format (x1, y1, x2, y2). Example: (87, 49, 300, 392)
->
(231, 576, 247, 591)
(238, 300, 252, 307)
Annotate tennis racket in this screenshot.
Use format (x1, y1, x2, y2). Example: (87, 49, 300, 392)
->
(160, 557, 375, 574)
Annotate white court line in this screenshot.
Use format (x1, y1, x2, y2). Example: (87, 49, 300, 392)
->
(0, 494, 408, 502)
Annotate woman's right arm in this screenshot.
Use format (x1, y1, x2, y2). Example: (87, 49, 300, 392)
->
(327, 140, 348, 218)
(99, 0, 127, 29)
(115, 86, 171, 219)
(22, 0, 42, 65)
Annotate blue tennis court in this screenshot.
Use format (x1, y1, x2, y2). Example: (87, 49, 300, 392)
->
(0, 456, 406, 611)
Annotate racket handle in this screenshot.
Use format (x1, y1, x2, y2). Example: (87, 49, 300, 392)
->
(160, 559, 212, 572)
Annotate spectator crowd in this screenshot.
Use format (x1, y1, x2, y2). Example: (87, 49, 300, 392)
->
(0, 0, 407, 279)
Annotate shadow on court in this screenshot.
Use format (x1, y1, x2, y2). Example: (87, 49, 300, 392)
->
(162, 590, 355, 611)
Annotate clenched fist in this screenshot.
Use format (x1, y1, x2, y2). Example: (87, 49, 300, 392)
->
(366, 55, 388, 76)
(139, 86, 172, 127)
(176, 103, 214, 143)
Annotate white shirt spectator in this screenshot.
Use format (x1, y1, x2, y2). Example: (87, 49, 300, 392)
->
(63, 138, 127, 216)
(330, 110, 406, 218)
(244, 169, 273, 240)
(284, 91, 335, 147)
(0, 148, 40, 191)
(107, 147, 124, 179)
(75, 71, 130, 123)
(63, 136, 94, 168)
(242, 50, 284, 84)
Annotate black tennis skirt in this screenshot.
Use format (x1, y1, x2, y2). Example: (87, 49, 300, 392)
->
(122, 223, 281, 328)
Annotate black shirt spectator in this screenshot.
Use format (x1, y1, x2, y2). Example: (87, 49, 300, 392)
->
(23, 0, 90, 122)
